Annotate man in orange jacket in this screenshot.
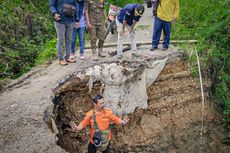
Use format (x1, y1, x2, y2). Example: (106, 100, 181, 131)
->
(70, 95, 129, 153)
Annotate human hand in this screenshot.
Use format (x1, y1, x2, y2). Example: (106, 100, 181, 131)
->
(87, 23, 92, 31)
(172, 19, 176, 24)
(75, 22, 80, 28)
(119, 30, 125, 36)
(129, 28, 135, 34)
(121, 115, 130, 126)
(69, 121, 78, 132)
(54, 13, 61, 21)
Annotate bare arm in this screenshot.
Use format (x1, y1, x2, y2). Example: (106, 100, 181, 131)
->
(69, 111, 92, 132)
(119, 115, 129, 126)
(85, 10, 90, 25)
(130, 20, 137, 30)
(109, 111, 129, 126)
(85, 0, 91, 30)
(70, 121, 84, 131)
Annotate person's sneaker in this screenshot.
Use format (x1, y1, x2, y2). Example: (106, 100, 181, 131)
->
(116, 54, 123, 59)
(66, 58, 76, 63)
(92, 49, 98, 61)
(59, 60, 68, 66)
(150, 47, 157, 51)
(98, 48, 107, 57)
(79, 53, 84, 60)
(161, 47, 168, 51)
(132, 52, 140, 58)
(70, 53, 75, 59)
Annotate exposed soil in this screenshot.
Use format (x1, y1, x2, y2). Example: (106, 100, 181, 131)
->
(52, 59, 230, 153)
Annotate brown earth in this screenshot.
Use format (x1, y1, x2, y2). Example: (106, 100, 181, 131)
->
(52, 59, 230, 153)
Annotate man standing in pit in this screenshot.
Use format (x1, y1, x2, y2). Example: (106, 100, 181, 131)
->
(70, 95, 129, 153)
(85, 0, 107, 61)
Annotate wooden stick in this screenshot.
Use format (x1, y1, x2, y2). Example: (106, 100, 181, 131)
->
(85, 40, 198, 49)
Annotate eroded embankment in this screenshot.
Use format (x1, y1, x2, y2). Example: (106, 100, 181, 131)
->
(49, 53, 229, 153)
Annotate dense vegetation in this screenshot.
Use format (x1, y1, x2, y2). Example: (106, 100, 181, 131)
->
(0, 0, 229, 127)
(171, 0, 230, 128)
(0, 0, 54, 81)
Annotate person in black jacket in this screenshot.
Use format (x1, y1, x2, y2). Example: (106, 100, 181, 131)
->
(49, 0, 79, 65)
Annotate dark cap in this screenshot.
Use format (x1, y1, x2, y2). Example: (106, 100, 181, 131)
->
(135, 4, 145, 16)
(93, 95, 104, 103)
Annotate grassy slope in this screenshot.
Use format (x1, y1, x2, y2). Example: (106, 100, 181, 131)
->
(172, 0, 230, 127)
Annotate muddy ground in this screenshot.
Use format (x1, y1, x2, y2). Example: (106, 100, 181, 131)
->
(52, 59, 230, 153)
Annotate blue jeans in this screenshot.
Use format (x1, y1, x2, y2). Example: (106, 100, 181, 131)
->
(152, 17, 171, 49)
(71, 27, 86, 54)
(54, 21, 74, 60)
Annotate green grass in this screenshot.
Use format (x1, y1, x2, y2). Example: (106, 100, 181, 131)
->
(136, 25, 151, 30)
(172, 0, 230, 128)
(0, 0, 54, 80)
(36, 39, 57, 65)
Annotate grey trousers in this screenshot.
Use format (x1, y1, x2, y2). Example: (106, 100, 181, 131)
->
(116, 17, 137, 55)
(54, 21, 74, 60)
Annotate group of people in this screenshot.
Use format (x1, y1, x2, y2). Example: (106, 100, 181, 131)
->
(49, 0, 179, 66)
(49, 0, 146, 65)
(49, 0, 179, 152)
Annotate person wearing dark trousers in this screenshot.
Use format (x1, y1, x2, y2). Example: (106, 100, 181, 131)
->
(151, 0, 179, 51)
(88, 141, 110, 153)
(70, 95, 129, 153)
(49, 0, 79, 65)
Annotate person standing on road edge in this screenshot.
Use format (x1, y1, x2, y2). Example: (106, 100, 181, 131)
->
(85, 0, 107, 61)
(49, 0, 79, 65)
(70, 95, 129, 153)
(70, 0, 87, 60)
(116, 4, 145, 59)
(151, 0, 179, 51)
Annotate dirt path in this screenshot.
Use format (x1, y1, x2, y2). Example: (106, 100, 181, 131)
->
(0, 5, 176, 153)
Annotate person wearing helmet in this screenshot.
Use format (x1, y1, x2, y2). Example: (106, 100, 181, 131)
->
(116, 4, 145, 59)
(70, 95, 129, 153)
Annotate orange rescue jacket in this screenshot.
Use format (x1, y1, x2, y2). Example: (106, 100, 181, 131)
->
(80, 108, 122, 144)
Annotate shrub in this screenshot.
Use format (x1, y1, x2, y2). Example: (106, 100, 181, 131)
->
(0, 0, 55, 79)
(173, 0, 230, 128)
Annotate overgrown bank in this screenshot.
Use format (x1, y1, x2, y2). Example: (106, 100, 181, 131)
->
(0, 0, 55, 87)
(171, 0, 230, 128)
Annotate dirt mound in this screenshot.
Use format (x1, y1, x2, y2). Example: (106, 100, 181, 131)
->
(51, 58, 230, 153)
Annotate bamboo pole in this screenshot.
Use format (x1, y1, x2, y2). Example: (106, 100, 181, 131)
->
(85, 40, 197, 49)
